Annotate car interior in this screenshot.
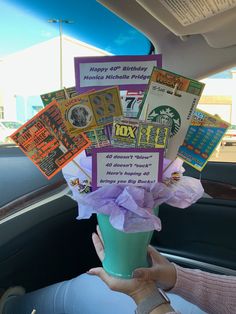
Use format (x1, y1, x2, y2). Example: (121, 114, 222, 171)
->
(0, 0, 236, 299)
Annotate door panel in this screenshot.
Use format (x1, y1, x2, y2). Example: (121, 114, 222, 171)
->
(151, 161, 236, 275)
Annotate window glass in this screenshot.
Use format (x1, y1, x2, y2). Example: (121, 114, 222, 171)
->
(199, 67, 236, 163)
(0, 0, 151, 146)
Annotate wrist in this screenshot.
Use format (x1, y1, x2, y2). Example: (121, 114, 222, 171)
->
(130, 282, 157, 304)
(134, 286, 174, 314)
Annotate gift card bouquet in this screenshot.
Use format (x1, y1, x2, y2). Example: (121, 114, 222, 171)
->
(62, 68, 209, 278)
(12, 63, 228, 279)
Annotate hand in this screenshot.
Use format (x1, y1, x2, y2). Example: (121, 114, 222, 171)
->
(133, 246, 177, 291)
(87, 225, 156, 301)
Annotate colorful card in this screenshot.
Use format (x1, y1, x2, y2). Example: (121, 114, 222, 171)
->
(88, 86, 123, 125)
(138, 68, 205, 160)
(59, 93, 97, 135)
(92, 147, 164, 189)
(137, 121, 170, 150)
(74, 55, 162, 93)
(111, 117, 139, 148)
(177, 109, 230, 171)
(111, 118, 170, 152)
(10, 100, 91, 179)
(40, 86, 79, 106)
(58, 86, 123, 136)
(121, 91, 144, 118)
(84, 125, 112, 156)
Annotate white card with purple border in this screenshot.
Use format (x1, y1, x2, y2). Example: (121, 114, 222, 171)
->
(75, 55, 162, 93)
(92, 147, 164, 189)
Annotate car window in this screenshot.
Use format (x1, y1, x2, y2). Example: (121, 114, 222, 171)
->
(198, 67, 236, 163)
(0, 0, 152, 221)
(0, 0, 151, 146)
(0, 121, 22, 129)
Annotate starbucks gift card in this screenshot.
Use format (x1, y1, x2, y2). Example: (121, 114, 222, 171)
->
(139, 68, 205, 160)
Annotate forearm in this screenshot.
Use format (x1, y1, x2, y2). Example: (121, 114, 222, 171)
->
(171, 264, 236, 313)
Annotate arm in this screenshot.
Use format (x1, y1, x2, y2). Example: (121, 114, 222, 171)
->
(171, 264, 236, 314)
(133, 247, 236, 314)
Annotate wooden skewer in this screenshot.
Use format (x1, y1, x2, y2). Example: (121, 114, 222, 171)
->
(64, 86, 70, 99)
(172, 83, 178, 96)
(163, 157, 177, 175)
(72, 160, 92, 182)
(93, 129, 100, 147)
(144, 103, 150, 121)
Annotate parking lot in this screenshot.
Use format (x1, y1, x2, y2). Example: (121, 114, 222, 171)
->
(210, 144, 236, 162)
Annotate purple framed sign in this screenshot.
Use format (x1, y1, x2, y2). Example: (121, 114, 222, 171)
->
(92, 147, 164, 190)
(74, 55, 162, 93)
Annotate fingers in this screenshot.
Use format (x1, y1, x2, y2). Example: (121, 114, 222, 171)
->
(133, 266, 160, 281)
(133, 246, 169, 281)
(147, 245, 162, 260)
(96, 225, 104, 246)
(147, 245, 170, 266)
(92, 232, 105, 261)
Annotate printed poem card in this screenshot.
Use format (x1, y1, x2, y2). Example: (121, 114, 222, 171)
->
(92, 147, 164, 189)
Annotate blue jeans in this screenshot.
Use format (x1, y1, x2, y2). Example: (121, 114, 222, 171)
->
(4, 274, 206, 314)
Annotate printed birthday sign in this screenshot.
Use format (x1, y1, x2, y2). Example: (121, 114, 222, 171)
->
(74, 55, 162, 93)
(177, 109, 230, 171)
(10, 100, 91, 179)
(58, 86, 123, 136)
(92, 147, 164, 189)
(139, 67, 205, 160)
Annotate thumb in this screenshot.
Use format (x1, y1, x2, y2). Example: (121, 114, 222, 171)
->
(87, 267, 113, 286)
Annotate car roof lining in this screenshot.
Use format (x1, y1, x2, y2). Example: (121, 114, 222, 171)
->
(98, 0, 236, 79)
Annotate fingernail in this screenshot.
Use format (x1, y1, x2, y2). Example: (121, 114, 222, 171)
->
(133, 270, 143, 278)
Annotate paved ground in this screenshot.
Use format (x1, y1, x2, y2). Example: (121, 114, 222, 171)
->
(210, 144, 236, 162)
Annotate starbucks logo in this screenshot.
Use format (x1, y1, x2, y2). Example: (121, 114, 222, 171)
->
(148, 105, 181, 137)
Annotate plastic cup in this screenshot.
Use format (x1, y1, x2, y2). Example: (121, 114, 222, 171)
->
(97, 206, 159, 279)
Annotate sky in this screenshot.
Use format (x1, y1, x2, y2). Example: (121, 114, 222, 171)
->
(1, 0, 234, 78)
(0, 0, 151, 58)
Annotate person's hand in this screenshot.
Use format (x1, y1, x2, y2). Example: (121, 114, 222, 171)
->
(133, 246, 177, 291)
(87, 225, 156, 301)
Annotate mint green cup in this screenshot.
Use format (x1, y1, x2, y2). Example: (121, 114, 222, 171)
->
(97, 206, 159, 279)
